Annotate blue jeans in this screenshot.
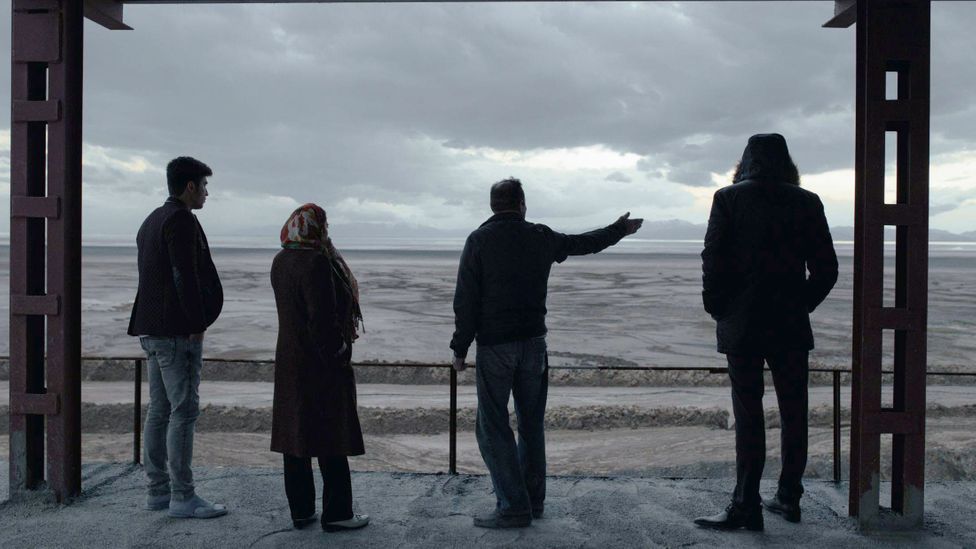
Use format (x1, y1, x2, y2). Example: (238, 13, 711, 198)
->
(141, 336, 202, 502)
(475, 336, 548, 517)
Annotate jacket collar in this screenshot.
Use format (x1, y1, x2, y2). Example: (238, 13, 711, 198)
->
(165, 196, 190, 209)
(480, 211, 524, 228)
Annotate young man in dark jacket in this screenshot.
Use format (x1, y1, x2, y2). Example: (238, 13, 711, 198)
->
(128, 156, 226, 519)
(694, 134, 838, 531)
(451, 178, 643, 528)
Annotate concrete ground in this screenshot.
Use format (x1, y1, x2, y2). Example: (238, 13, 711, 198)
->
(2, 461, 975, 548)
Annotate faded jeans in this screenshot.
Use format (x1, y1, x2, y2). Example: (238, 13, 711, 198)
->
(475, 336, 548, 518)
(141, 336, 202, 502)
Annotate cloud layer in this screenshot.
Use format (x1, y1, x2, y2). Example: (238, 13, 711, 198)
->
(1, 2, 975, 242)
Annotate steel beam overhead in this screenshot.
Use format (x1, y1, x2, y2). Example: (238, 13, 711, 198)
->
(85, 0, 132, 30)
(824, 0, 857, 28)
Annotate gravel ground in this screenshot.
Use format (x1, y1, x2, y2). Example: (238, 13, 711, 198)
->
(2, 461, 975, 548)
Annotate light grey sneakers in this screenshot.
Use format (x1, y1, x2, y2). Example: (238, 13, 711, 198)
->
(322, 514, 370, 532)
(168, 495, 229, 519)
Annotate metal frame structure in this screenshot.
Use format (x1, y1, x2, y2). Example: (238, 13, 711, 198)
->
(848, 0, 930, 529)
(5, 0, 949, 529)
(9, 0, 84, 502)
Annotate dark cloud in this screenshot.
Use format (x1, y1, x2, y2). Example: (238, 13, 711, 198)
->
(74, 3, 861, 189)
(1, 2, 975, 236)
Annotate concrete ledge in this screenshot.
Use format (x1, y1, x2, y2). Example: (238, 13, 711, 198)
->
(1, 462, 975, 547)
(3, 359, 975, 386)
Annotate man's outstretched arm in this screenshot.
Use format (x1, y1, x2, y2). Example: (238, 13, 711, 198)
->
(554, 212, 643, 262)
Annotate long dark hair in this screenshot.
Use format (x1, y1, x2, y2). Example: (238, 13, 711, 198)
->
(732, 159, 801, 186)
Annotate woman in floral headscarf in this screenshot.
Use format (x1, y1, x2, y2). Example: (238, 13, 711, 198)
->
(270, 203, 368, 532)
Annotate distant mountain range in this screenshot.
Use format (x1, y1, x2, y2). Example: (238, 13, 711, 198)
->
(334, 219, 976, 243)
(6, 220, 973, 248)
(830, 226, 976, 242)
(627, 220, 976, 242)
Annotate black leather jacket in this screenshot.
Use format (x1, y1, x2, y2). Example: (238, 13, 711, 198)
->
(450, 212, 627, 357)
(128, 198, 223, 336)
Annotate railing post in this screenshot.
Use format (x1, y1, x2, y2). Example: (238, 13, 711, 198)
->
(834, 370, 842, 483)
(449, 366, 457, 475)
(133, 359, 142, 464)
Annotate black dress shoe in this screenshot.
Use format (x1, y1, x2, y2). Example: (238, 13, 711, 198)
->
(763, 495, 801, 523)
(693, 504, 764, 531)
(472, 511, 532, 529)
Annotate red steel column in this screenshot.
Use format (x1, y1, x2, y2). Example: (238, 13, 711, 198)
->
(9, 0, 54, 496)
(46, 0, 85, 502)
(8, 0, 84, 502)
(850, 0, 929, 528)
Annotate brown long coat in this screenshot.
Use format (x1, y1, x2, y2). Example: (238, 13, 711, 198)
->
(270, 249, 365, 457)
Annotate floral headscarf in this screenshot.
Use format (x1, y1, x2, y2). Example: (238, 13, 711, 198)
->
(280, 203, 363, 341)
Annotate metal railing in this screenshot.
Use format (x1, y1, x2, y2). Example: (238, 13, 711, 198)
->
(7, 357, 976, 482)
(119, 358, 461, 471)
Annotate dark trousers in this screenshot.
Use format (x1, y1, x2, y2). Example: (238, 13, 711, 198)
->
(726, 351, 809, 510)
(282, 454, 353, 523)
(475, 336, 549, 517)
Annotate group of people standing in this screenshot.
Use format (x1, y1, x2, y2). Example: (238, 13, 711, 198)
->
(128, 132, 838, 535)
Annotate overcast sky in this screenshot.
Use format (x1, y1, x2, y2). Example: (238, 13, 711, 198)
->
(1, 2, 975, 245)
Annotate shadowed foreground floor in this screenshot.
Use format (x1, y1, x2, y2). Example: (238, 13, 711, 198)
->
(1, 462, 975, 548)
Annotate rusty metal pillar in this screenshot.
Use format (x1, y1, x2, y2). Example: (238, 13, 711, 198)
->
(849, 0, 929, 529)
(9, 0, 84, 502)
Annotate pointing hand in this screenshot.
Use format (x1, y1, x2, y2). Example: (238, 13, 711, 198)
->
(616, 212, 644, 236)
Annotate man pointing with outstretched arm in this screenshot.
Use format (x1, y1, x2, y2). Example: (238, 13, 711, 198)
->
(450, 177, 643, 529)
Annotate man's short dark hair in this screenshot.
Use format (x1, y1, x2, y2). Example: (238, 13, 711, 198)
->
(490, 178, 525, 213)
(167, 156, 213, 197)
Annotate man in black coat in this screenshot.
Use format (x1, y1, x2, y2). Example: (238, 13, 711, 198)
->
(451, 178, 643, 528)
(129, 156, 226, 519)
(694, 134, 838, 531)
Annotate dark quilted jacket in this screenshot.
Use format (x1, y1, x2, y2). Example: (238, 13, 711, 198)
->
(450, 212, 627, 358)
(128, 198, 223, 336)
(701, 134, 839, 355)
